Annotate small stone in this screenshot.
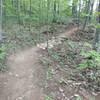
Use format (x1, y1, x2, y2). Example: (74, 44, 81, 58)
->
(15, 74, 19, 77)
(16, 96, 23, 100)
(9, 72, 13, 76)
(62, 93, 65, 97)
(57, 97, 61, 99)
(59, 87, 64, 93)
(74, 94, 81, 99)
(65, 97, 69, 100)
(74, 94, 80, 97)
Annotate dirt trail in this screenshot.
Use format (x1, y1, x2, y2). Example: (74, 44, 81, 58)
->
(0, 27, 78, 100)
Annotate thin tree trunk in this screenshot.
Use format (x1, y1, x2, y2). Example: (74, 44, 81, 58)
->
(17, 0, 21, 28)
(88, 0, 94, 23)
(72, 0, 78, 24)
(3, 0, 6, 31)
(29, 0, 32, 31)
(0, 0, 3, 41)
(78, 0, 81, 27)
(83, 0, 91, 30)
(47, 0, 50, 23)
(53, 0, 57, 23)
(94, 0, 100, 52)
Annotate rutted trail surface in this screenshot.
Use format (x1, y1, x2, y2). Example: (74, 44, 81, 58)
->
(0, 27, 78, 100)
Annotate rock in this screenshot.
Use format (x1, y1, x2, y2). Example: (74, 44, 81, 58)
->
(59, 87, 64, 93)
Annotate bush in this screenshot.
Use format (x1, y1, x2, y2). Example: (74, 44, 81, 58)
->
(78, 45, 100, 70)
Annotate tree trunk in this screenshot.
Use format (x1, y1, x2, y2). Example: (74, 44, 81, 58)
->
(72, 0, 77, 18)
(88, 0, 94, 23)
(53, 0, 57, 23)
(72, 0, 78, 24)
(0, 0, 3, 41)
(78, 0, 81, 27)
(83, 0, 91, 30)
(94, 0, 100, 52)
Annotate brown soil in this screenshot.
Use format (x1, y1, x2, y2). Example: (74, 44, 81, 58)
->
(0, 27, 78, 100)
(0, 47, 45, 100)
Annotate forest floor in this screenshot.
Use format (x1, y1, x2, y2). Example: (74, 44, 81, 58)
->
(0, 24, 100, 100)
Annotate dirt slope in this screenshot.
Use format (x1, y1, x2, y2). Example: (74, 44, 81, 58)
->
(0, 27, 78, 100)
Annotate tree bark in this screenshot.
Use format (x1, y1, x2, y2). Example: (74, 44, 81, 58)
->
(94, 0, 100, 52)
(72, 0, 77, 18)
(53, 0, 57, 23)
(72, 0, 78, 24)
(78, 0, 81, 27)
(83, 0, 91, 30)
(88, 0, 94, 23)
(0, 0, 3, 41)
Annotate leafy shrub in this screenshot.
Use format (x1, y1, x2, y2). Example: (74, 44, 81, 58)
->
(79, 50, 100, 70)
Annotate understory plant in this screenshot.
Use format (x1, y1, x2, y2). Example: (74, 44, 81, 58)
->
(77, 43, 100, 82)
(0, 43, 7, 71)
(79, 45, 100, 70)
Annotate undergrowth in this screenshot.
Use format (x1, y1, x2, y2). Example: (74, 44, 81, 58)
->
(41, 38, 100, 96)
(0, 43, 8, 71)
(0, 23, 67, 71)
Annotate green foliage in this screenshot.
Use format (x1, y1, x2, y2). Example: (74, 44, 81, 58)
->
(3, 0, 72, 25)
(94, 11, 100, 16)
(75, 96, 81, 100)
(41, 57, 50, 66)
(44, 95, 52, 100)
(46, 67, 53, 80)
(81, 12, 92, 17)
(0, 43, 7, 71)
(79, 50, 100, 70)
(95, 23, 100, 28)
(0, 44, 7, 59)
